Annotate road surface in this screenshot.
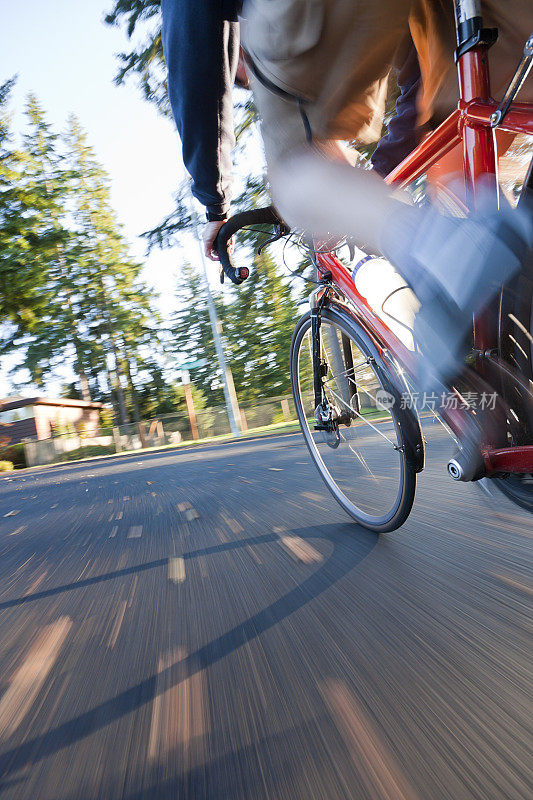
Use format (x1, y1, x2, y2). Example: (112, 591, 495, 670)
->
(0, 425, 530, 799)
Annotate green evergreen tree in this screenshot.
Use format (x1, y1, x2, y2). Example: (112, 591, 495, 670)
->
(224, 249, 299, 401)
(105, 0, 167, 114)
(1, 94, 163, 421)
(0, 86, 62, 342)
(60, 115, 162, 422)
(170, 249, 299, 406)
(170, 263, 227, 407)
(21, 98, 97, 400)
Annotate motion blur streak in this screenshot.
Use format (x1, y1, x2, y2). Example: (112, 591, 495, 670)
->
(321, 680, 420, 800)
(147, 647, 209, 766)
(0, 617, 71, 738)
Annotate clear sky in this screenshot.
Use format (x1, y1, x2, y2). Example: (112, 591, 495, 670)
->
(0, 0, 191, 395)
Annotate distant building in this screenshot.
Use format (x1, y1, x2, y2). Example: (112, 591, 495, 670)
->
(0, 397, 103, 445)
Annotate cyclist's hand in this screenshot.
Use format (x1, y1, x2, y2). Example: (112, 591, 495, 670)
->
(203, 220, 234, 262)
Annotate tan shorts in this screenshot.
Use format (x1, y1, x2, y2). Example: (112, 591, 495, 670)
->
(243, 0, 533, 166)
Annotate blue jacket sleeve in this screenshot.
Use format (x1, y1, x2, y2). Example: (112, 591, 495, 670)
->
(161, 0, 239, 217)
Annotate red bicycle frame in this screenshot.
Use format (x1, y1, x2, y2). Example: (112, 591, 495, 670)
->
(314, 13, 533, 476)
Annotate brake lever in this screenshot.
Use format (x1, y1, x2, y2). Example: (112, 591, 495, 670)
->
(257, 223, 291, 255)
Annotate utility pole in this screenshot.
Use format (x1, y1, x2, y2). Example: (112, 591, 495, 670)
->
(180, 369, 199, 441)
(194, 224, 242, 436)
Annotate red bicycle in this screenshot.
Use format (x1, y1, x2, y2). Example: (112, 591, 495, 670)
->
(215, 1, 533, 531)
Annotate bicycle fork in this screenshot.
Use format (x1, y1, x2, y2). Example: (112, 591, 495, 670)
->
(311, 308, 325, 413)
(310, 286, 357, 430)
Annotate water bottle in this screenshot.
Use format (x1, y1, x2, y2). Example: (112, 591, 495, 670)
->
(350, 245, 419, 350)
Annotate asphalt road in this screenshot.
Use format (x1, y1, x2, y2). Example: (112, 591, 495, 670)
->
(0, 424, 531, 800)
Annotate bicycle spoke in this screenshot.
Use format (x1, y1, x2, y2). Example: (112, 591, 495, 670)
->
(323, 360, 370, 384)
(324, 384, 398, 448)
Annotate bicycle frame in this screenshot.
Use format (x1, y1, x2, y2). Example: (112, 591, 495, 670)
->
(314, 3, 533, 477)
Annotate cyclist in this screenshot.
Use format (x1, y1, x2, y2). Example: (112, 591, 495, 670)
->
(161, 1, 533, 388)
(161, 2, 425, 258)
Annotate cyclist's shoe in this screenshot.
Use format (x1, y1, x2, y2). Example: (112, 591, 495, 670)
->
(382, 196, 533, 392)
(412, 297, 472, 392)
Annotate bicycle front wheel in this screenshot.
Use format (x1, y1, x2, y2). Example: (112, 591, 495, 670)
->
(290, 308, 417, 532)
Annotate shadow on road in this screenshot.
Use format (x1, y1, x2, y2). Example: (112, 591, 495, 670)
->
(0, 534, 285, 612)
(0, 522, 377, 783)
(0, 559, 168, 611)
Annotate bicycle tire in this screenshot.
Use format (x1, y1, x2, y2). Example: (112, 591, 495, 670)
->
(493, 156, 533, 512)
(290, 305, 420, 532)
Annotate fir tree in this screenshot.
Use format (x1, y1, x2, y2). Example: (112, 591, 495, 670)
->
(1, 95, 162, 421)
(224, 248, 299, 401)
(60, 115, 161, 422)
(170, 263, 227, 407)
(0, 87, 61, 341)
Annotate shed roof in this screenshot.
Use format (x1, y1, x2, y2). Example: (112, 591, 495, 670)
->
(0, 396, 103, 412)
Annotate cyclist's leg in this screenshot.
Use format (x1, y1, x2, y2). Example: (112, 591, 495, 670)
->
(244, 0, 404, 143)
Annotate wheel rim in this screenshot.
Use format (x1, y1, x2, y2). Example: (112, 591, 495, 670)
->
(294, 316, 408, 526)
(494, 253, 533, 510)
